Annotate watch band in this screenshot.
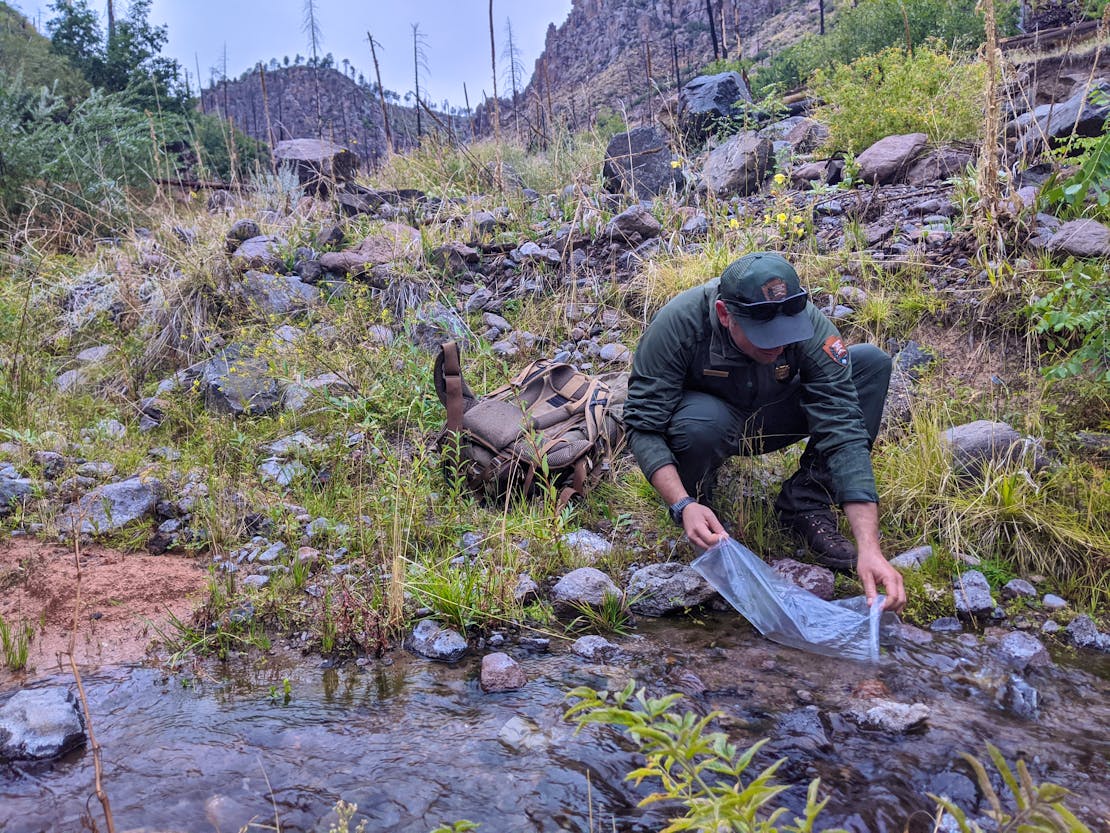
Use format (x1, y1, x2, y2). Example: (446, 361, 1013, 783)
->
(669, 496, 697, 524)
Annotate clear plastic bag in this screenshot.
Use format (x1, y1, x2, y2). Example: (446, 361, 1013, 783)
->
(692, 537, 897, 662)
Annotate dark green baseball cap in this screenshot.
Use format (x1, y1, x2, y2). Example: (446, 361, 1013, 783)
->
(718, 252, 814, 349)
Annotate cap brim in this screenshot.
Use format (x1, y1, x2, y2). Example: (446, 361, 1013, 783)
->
(743, 312, 814, 349)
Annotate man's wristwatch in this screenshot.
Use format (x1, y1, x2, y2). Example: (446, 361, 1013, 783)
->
(669, 496, 697, 525)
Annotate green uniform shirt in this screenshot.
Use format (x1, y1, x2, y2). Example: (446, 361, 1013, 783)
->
(624, 279, 879, 505)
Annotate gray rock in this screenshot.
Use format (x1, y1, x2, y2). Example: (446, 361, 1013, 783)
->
(679, 71, 754, 143)
(605, 204, 661, 247)
(32, 451, 66, 478)
(1041, 619, 1062, 635)
(230, 236, 286, 274)
(996, 631, 1051, 671)
(1001, 675, 1039, 719)
(241, 574, 269, 588)
(598, 343, 631, 364)
(930, 616, 963, 633)
(198, 344, 283, 417)
(954, 570, 994, 619)
(1042, 593, 1068, 611)
(0, 478, 34, 516)
(848, 698, 929, 733)
(75, 461, 115, 479)
(429, 242, 480, 276)
(55, 368, 90, 393)
(513, 574, 539, 604)
(942, 420, 1042, 477)
(890, 545, 933, 569)
(701, 131, 773, 197)
(680, 213, 709, 237)
(602, 126, 682, 199)
(258, 458, 308, 486)
(227, 219, 261, 242)
(562, 530, 612, 562)
(75, 345, 114, 364)
(856, 133, 928, 185)
(770, 558, 835, 601)
(571, 635, 619, 660)
(406, 619, 468, 662)
(1001, 578, 1037, 600)
(1014, 80, 1110, 153)
(256, 542, 287, 563)
(627, 562, 718, 616)
(551, 567, 622, 608)
(480, 652, 527, 692)
(59, 475, 161, 535)
(1065, 615, 1110, 651)
(1046, 219, 1110, 259)
(0, 689, 86, 761)
(928, 771, 979, 807)
(515, 241, 562, 266)
(905, 147, 973, 187)
(236, 270, 320, 316)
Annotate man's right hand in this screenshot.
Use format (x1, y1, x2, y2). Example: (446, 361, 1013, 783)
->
(682, 502, 729, 550)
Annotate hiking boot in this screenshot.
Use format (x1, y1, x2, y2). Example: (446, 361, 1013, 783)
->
(782, 510, 857, 571)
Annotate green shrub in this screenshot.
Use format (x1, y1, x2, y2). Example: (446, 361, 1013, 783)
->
(1028, 260, 1110, 384)
(811, 45, 986, 153)
(751, 0, 1013, 95)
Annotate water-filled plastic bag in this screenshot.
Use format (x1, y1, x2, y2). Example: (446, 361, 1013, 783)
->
(692, 537, 897, 662)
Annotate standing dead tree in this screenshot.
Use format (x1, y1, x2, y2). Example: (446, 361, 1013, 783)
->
(503, 17, 526, 141)
(705, 0, 720, 59)
(302, 0, 324, 136)
(412, 23, 429, 140)
(367, 31, 393, 154)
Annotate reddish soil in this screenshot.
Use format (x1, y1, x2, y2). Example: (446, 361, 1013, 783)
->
(0, 538, 208, 682)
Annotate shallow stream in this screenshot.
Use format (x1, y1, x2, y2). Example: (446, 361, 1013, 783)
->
(2, 614, 1108, 833)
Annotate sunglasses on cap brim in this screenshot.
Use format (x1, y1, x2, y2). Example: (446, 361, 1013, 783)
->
(724, 290, 809, 321)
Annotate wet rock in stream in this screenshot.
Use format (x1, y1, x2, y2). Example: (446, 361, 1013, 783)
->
(626, 562, 718, 615)
(847, 699, 930, 733)
(0, 689, 86, 761)
(480, 652, 528, 692)
(405, 619, 468, 662)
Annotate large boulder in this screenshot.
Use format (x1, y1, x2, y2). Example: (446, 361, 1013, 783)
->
(905, 147, 974, 186)
(602, 126, 683, 199)
(605, 204, 662, 247)
(1046, 219, 1110, 259)
(856, 133, 928, 185)
(235, 271, 320, 317)
(273, 139, 359, 195)
(229, 236, 286, 274)
(552, 567, 622, 608)
(626, 562, 718, 616)
(701, 131, 773, 197)
(318, 224, 423, 277)
(0, 689, 86, 761)
(942, 420, 1045, 477)
(679, 72, 754, 143)
(58, 475, 161, 535)
(1013, 80, 1110, 154)
(198, 344, 283, 417)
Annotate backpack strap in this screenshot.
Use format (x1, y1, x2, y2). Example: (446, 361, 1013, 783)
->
(434, 341, 469, 432)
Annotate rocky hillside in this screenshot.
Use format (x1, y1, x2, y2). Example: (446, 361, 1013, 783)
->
(508, 0, 816, 131)
(200, 66, 389, 166)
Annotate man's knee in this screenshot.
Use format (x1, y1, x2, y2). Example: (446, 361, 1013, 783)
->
(668, 394, 736, 456)
(850, 343, 892, 388)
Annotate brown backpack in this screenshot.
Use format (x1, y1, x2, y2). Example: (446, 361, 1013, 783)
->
(434, 341, 625, 509)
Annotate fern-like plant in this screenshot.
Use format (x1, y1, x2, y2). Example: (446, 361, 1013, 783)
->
(565, 681, 842, 833)
(931, 744, 1092, 833)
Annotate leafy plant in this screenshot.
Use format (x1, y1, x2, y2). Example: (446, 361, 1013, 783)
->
(932, 744, 1092, 833)
(1041, 98, 1110, 219)
(565, 681, 841, 833)
(1028, 260, 1110, 383)
(811, 44, 986, 153)
(564, 591, 633, 636)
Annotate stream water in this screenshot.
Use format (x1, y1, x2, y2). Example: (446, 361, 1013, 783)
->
(2, 614, 1108, 833)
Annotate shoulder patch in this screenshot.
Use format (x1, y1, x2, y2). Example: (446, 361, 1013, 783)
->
(822, 336, 849, 367)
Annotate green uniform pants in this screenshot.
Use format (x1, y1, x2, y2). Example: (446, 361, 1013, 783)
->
(665, 344, 891, 515)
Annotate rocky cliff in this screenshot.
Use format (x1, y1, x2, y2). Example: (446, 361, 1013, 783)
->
(512, 0, 817, 131)
(200, 66, 388, 166)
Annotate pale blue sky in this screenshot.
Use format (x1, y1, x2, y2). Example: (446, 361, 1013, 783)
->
(15, 1, 574, 107)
